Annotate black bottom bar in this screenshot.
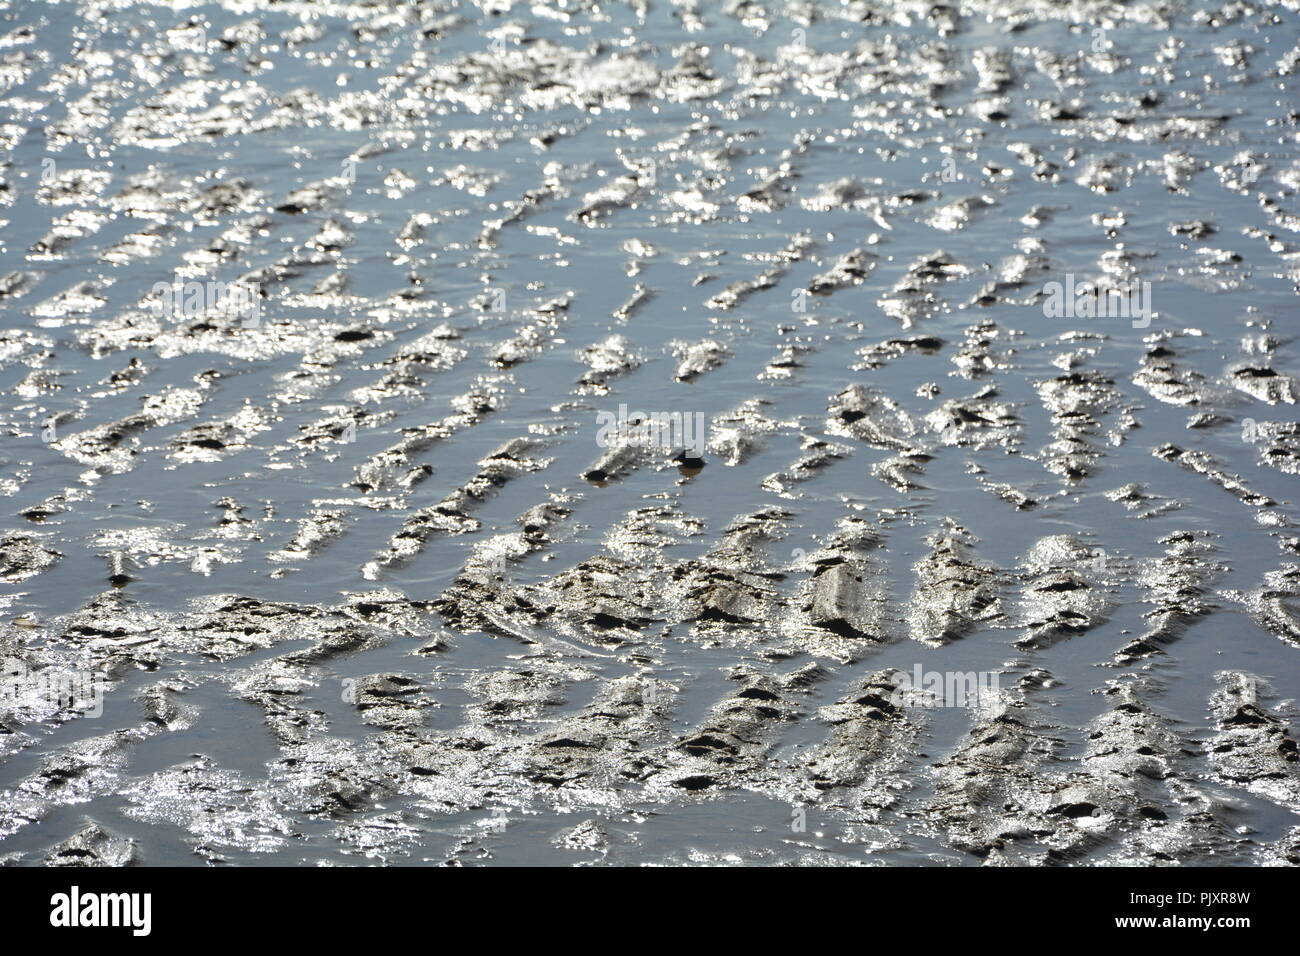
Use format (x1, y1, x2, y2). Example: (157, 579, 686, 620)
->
(0, 865, 1277, 942)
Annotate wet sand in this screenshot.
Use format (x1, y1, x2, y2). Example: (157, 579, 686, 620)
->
(0, 0, 1298, 865)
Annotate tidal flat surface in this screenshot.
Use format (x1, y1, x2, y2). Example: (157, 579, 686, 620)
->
(0, 0, 1298, 866)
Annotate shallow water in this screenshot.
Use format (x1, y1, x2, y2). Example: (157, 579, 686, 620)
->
(0, 0, 1298, 865)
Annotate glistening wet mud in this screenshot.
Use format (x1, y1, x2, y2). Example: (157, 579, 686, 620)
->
(0, 0, 1298, 866)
